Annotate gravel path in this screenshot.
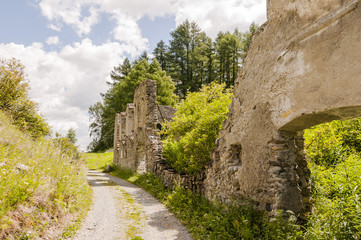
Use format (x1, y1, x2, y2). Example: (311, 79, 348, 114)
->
(73, 170, 192, 240)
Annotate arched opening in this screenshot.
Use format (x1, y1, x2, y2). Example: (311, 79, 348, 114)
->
(277, 107, 361, 237)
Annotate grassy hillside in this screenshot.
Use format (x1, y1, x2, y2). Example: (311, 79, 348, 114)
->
(0, 111, 92, 239)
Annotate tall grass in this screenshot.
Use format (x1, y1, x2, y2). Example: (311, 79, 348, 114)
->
(0, 111, 92, 239)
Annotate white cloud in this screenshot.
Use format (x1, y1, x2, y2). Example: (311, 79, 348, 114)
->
(111, 13, 148, 54)
(39, 0, 100, 36)
(0, 40, 128, 150)
(174, 0, 267, 38)
(9, 0, 267, 151)
(48, 23, 61, 31)
(37, 0, 266, 45)
(37, 0, 151, 53)
(46, 36, 60, 45)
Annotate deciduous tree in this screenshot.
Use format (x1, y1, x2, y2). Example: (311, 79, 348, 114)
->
(0, 58, 50, 138)
(88, 59, 177, 152)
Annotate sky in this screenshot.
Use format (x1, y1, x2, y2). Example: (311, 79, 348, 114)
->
(0, 0, 266, 151)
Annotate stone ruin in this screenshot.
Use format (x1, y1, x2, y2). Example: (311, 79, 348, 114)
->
(114, 0, 361, 217)
(113, 79, 205, 193)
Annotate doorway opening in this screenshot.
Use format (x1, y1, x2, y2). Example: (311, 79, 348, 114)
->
(302, 117, 361, 238)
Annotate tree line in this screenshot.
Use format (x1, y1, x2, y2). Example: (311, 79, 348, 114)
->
(154, 20, 257, 96)
(88, 20, 257, 152)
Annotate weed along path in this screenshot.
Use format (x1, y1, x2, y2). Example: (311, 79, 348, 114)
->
(73, 170, 192, 240)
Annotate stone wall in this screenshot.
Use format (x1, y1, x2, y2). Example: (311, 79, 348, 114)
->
(204, 0, 361, 217)
(113, 79, 205, 194)
(114, 1, 361, 217)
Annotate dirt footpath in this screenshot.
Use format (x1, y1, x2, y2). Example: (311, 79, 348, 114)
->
(72, 170, 192, 240)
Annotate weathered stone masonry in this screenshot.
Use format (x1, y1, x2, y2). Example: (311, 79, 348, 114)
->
(204, 0, 361, 217)
(114, 0, 361, 216)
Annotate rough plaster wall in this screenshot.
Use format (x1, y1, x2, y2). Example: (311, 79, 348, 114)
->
(205, 0, 361, 216)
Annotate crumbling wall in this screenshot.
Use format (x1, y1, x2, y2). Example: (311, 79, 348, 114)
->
(113, 79, 205, 193)
(113, 0, 361, 216)
(204, 0, 361, 217)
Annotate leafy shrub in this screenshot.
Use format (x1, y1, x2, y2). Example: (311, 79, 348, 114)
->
(304, 118, 361, 239)
(304, 118, 361, 168)
(161, 83, 233, 175)
(165, 186, 302, 240)
(0, 58, 50, 138)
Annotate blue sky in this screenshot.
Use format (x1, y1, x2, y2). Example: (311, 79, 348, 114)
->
(0, 0, 266, 150)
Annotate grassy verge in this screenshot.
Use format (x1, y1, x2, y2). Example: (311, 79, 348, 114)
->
(109, 166, 302, 240)
(84, 153, 301, 239)
(0, 111, 92, 239)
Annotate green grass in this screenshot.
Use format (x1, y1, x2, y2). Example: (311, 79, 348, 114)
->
(83, 151, 113, 170)
(0, 111, 92, 239)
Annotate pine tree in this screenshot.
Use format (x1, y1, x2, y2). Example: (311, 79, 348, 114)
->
(153, 40, 168, 70)
(168, 20, 213, 97)
(109, 58, 131, 85)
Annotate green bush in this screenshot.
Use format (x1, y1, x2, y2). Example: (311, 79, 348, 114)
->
(165, 187, 302, 240)
(304, 118, 361, 239)
(304, 118, 361, 168)
(161, 83, 233, 175)
(0, 58, 50, 138)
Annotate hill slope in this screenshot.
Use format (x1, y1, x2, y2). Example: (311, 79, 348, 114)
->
(0, 111, 91, 239)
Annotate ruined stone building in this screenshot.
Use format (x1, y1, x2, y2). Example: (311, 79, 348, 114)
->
(114, 0, 361, 216)
(113, 79, 174, 172)
(113, 79, 204, 193)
